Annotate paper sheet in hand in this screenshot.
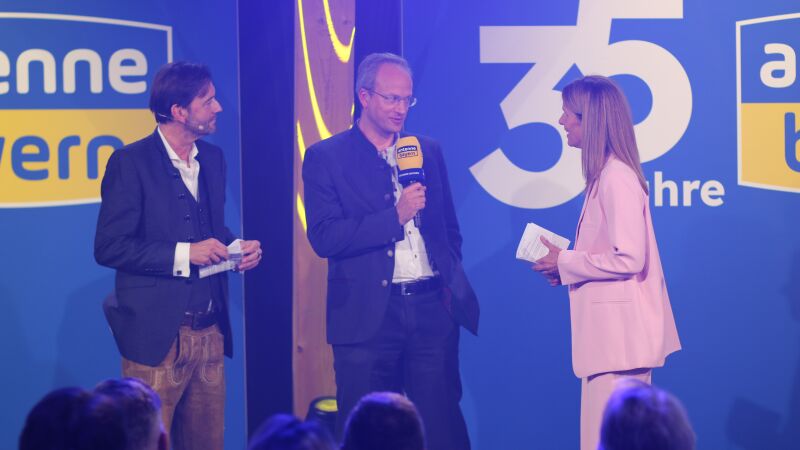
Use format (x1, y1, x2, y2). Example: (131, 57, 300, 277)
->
(199, 239, 243, 278)
(516, 223, 570, 262)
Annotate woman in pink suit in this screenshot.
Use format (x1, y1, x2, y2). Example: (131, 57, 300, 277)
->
(533, 75, 681, 450)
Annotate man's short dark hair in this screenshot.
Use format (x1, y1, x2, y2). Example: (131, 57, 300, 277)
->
(247, 414, 336, 450)
(149, 61, 213, 123)
(94, 377, 163, 450)
(19, 387, 126, 450)
(76, 393, 128, 450)
(342, 392, 425, 450)
(600, 380, 696, 450)
(19, 387, 91, 449)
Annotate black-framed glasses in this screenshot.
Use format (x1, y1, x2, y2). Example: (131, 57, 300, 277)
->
(367, 90, 417, 108)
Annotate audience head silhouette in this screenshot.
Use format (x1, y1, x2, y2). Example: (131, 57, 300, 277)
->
(19, 386, 126, 450)
(599, 379, 696, 450)
(94, 377, 167, 450)
(342, 392, 426, 450)
(248, 414, 336, 450)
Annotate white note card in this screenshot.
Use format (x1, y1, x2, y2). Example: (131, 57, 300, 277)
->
(515, 223, 571, 263)
(199, 239, 243, 278)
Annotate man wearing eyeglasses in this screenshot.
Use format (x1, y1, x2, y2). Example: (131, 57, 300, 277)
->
(303, 52, 479, 450)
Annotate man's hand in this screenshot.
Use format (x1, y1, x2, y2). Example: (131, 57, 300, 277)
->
(396, 183, 426, 225)
(532, 236, 562, 286)
(237, 240, 262, 272)
(190, 238, 229, 266)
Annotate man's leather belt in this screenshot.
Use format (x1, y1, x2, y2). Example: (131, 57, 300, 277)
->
(391, 276, 442, 296)
(181, 309, 218, 330)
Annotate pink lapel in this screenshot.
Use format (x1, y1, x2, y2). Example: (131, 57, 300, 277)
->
(574, 182, 597, 244)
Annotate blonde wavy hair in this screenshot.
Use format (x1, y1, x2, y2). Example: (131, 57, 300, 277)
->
(562, 75, 649, 194)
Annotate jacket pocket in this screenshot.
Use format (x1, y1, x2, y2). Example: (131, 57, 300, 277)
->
(575, 279, 633, 303)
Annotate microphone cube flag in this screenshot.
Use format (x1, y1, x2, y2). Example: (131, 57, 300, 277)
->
(396, 136, 425, 186)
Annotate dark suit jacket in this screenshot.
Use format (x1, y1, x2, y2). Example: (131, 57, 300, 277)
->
(302, 125, 479, 345)
(94, 130, 235, 366)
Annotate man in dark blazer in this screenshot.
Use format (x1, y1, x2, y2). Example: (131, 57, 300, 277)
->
(303, 53, 479, 450)
(94, 62, 261, 450)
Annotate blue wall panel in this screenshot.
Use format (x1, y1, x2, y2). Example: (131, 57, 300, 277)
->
(404, 1, 800, 448)
(0, 2, 246, 448)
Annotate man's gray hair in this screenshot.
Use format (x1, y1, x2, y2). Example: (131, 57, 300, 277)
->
(355, 52, 412, 93)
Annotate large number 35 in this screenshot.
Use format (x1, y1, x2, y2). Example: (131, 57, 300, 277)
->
(472, 0, 692, 208)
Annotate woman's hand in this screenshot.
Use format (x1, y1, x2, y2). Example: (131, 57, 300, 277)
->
(533, 236, 562, 286)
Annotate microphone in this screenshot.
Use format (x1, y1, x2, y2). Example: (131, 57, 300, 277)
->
(395, 136, 424, 228)
(155, 112, 208, 133)
(186, 118, 209, 133)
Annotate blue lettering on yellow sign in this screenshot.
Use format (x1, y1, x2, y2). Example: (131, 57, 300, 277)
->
(0, 13, 171, 207)
(737, 13, 800, 193)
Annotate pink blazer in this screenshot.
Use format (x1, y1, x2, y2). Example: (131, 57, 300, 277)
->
(557, 157, 681, 379)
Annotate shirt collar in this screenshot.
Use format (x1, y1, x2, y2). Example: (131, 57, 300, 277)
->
(353, 119, 399, 158)
(157, 125, 198, 164)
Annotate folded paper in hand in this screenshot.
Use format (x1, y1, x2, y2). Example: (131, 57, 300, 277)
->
(199, 239, 243, 278)
(516, 223, 570, 262)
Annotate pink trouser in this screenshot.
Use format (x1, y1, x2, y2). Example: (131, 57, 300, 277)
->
(580, 368, 652, 450)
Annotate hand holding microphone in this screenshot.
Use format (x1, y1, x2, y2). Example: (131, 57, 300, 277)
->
(397, 183, 426, 225)
(395, 136, 425, 227)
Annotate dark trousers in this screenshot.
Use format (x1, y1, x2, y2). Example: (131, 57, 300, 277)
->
(332, 288, 470, 450)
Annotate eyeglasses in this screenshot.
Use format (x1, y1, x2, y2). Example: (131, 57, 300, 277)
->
(367, 90, 417, 108)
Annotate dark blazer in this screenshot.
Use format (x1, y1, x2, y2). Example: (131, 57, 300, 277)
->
(303, 126, 479, 345)
(94, 130, 235, 366)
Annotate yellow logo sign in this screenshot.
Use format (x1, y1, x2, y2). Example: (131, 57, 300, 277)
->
(0, 13, 172, 207)
(737, 13, 800, 193)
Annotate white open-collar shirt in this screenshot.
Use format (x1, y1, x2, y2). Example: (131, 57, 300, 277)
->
(381, 139, 435, 283)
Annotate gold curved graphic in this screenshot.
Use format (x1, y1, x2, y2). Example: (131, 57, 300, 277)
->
(298, 0, 333, 140)
(297, 120, 308, 231)
(297, 193, 308, 231)
(297, 120, 308, 162)
(294, 0, 354, 419)
(323, 0, 354, 63)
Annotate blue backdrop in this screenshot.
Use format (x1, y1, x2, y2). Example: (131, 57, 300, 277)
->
(0, 2, 246, 448)
(404, 0, 800, 449)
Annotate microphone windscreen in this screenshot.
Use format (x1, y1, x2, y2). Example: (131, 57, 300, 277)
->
(395, 136, 424, 186)
(396, 136, 423, 170)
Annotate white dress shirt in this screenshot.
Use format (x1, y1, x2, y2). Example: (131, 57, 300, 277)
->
(382, 141, 435, 283)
